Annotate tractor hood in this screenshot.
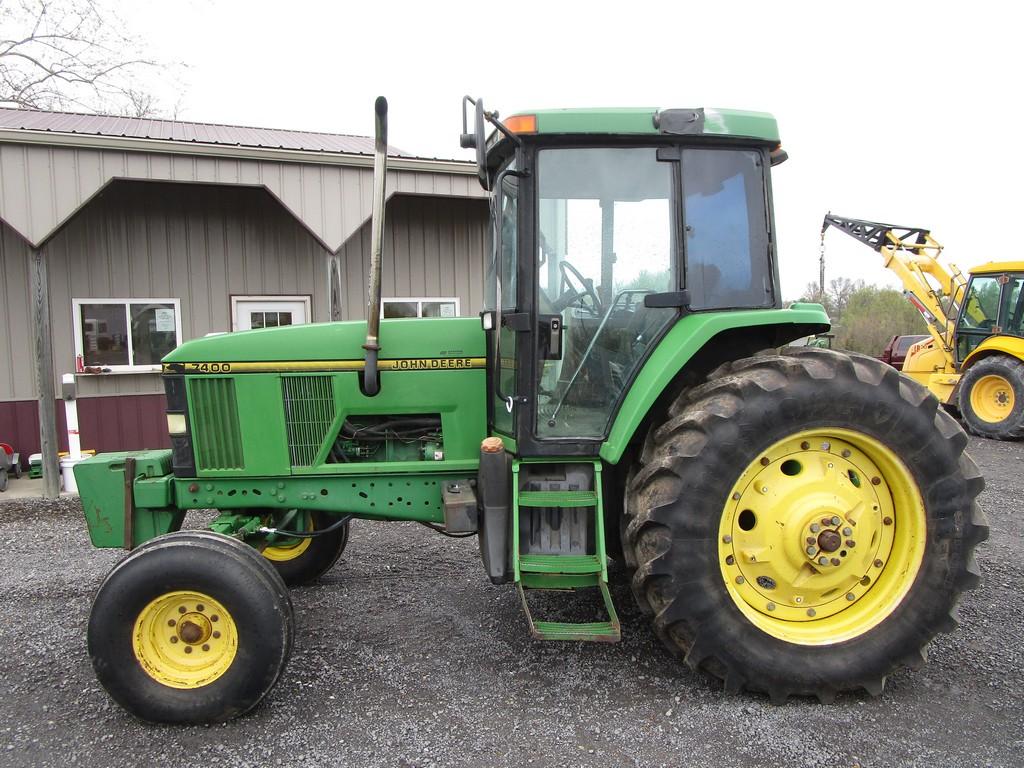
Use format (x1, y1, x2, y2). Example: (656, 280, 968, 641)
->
(162, 317, 485, 373)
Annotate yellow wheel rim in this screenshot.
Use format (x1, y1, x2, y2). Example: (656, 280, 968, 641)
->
(262, 514, 313, 562)
(132, 591, 238, 688)
(969, 373, 1015, 423)
(718, 429, 926, 646)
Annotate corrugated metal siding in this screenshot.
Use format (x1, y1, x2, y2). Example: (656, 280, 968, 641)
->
(0, 182, 489, 403)
(0, 224, 32, 402)
(0, 395, 170, 466)
(38, 181, 328, 400)
(339, 195, 488, 320)
(0, 142, 483, 249)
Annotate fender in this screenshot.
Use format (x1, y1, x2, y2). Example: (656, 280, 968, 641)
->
(961, 334, 1024, 371)
(601, 303, 830, 464)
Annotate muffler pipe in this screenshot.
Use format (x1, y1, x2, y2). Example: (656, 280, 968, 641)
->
(362, 96, 388, 396)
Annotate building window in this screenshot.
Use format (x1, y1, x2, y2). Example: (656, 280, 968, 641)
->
(231, 295, 311, 331)
(382, 297, 460, 319)
(73, 299, 182, 373)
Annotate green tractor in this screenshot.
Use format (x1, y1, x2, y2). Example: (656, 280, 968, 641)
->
(76, 98, 987, 723)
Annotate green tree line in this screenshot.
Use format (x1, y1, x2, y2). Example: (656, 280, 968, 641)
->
(800, 278, 926, 354)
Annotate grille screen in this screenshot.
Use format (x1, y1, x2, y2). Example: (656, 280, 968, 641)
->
(189, 378, 244, 470)
(283, 375, 336, 466)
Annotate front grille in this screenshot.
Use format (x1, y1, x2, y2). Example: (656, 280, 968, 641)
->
(282, 375, 336, 466)
(189, 378, 245, 470)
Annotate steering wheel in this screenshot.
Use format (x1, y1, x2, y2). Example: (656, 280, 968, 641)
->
(554, 260, 602, 313)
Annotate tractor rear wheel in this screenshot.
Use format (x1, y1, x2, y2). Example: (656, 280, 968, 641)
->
(260, 510, 350, 586)
(959, 355, 1024, 440)
(623, 347, 987, 702)
(88, 531, 294, 723)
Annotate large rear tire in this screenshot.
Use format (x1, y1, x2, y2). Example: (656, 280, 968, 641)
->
(958, 355, 1024, 440)
(624, 347, 987, 702)
(88, 531, 294, 723)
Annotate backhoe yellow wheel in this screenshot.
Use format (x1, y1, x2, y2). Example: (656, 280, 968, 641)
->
(259, 510, 350, 586)
(88, 531, 293, 723)
(960, 356, 1024, 440)
(624, 347, 987, 703)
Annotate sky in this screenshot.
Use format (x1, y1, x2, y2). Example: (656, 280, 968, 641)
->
(113, 0, 1021, 300)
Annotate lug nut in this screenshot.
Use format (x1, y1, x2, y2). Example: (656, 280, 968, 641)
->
(736, 576, 745, 585)
(732, 492, 741, 501)
(821, 517, 831, 526)
(846, 593, 855, 601)
(883, 516, 893, 526)
(818, 556, 829, 566)
(831, 516, 841, 525)
(760, 457, 770, 466)
(767, 602, 776, 611)
(726, 555, 735, 566)
(841, 449, 851, 458)
(211, 616, 219, 623)
(821, 442, 831, 451)
(202, 644, 210, 652)
(806, 536, 816, 545)
(722, 535, 732, 544)
(846, 540, 856, 547)
(184, 646, 192, 654)
(807, 608, 817, 617)
(196, 604, 205, 612)
(169, 637, 178, 644)
(212, 631, 221, 639)
(874, 559, 884, 568)
(801, 441, 810, 450)
(806, 546, 816, 555)
(810, 523, 821, 533)
(842, 527, 853, 536)
(871, 477, 881, 486)
(178, 606, 186, 614)
(831, 557, 841, 566)
(167, 620, 175, 627)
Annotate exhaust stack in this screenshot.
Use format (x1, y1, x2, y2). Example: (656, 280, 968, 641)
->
(362, 96, 389, 396)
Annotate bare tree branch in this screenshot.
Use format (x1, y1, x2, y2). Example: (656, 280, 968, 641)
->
(0, 0, 182, 117)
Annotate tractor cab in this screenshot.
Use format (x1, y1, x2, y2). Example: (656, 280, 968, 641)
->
(955, 264, 1024, 362)
(463, 102, 786, 455)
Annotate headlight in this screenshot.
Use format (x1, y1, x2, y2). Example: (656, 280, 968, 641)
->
(167, 413, 187, 435)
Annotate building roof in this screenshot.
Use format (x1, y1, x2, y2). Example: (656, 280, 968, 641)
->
(0, 107, 413, 157)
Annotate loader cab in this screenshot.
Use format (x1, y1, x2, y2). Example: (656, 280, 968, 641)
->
(473, 106, 784, 455)
(954, 266, 1024, 362)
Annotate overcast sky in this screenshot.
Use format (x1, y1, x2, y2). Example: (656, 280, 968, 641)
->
(114, 0, 1020, 300)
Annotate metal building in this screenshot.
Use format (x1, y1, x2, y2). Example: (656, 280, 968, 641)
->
(0, 108, 487, 495)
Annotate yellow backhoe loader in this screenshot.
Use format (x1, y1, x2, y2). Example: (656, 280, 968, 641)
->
(822, 215, 1024, 439)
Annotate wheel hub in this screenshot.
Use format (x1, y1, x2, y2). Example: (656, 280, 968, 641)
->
(132, 591, 237, 689)
(718, 429, 923, 643)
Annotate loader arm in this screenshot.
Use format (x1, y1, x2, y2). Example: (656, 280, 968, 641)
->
(821, 214, 965, 369)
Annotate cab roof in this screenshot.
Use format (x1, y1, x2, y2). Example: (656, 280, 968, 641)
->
(970, 261, 1024, 275)
(505, 107, 780, 144)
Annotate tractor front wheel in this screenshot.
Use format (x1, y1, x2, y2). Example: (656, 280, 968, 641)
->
(624, 348, 987, 702)
(959, 355, 1024, 440)
(260, 510, 350, 586)
(88, 531, 294, 723)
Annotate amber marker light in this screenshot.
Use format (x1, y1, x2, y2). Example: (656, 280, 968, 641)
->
(505, 114, 537, 134)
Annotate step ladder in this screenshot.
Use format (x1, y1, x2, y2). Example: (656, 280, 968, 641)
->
(513, 460, 620, 643)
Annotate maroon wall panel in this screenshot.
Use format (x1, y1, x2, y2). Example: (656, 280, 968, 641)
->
(0, 394, 169, 467)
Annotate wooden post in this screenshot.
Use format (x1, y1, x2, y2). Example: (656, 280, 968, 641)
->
(29, 249, 60, 499)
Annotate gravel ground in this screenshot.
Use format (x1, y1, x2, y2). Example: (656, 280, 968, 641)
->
(0, 435, 1020, 768)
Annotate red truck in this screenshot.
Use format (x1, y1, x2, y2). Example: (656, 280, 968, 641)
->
(879, 334, 930, 371)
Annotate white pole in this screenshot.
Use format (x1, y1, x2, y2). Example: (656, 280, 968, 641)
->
(62, 373, 81, 460)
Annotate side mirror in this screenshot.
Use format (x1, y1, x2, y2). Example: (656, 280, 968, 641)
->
(460, 96, 489, 190)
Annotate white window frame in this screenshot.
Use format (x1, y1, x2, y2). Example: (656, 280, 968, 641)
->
(72, 298, 183, 374)
(381, 297, 461, 319)
(230, 295, 312, 332)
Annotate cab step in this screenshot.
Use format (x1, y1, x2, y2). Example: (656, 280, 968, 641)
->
(512, 459, 620, 643)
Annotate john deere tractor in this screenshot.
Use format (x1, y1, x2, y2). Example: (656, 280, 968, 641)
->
(76, 98, 986, 723)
